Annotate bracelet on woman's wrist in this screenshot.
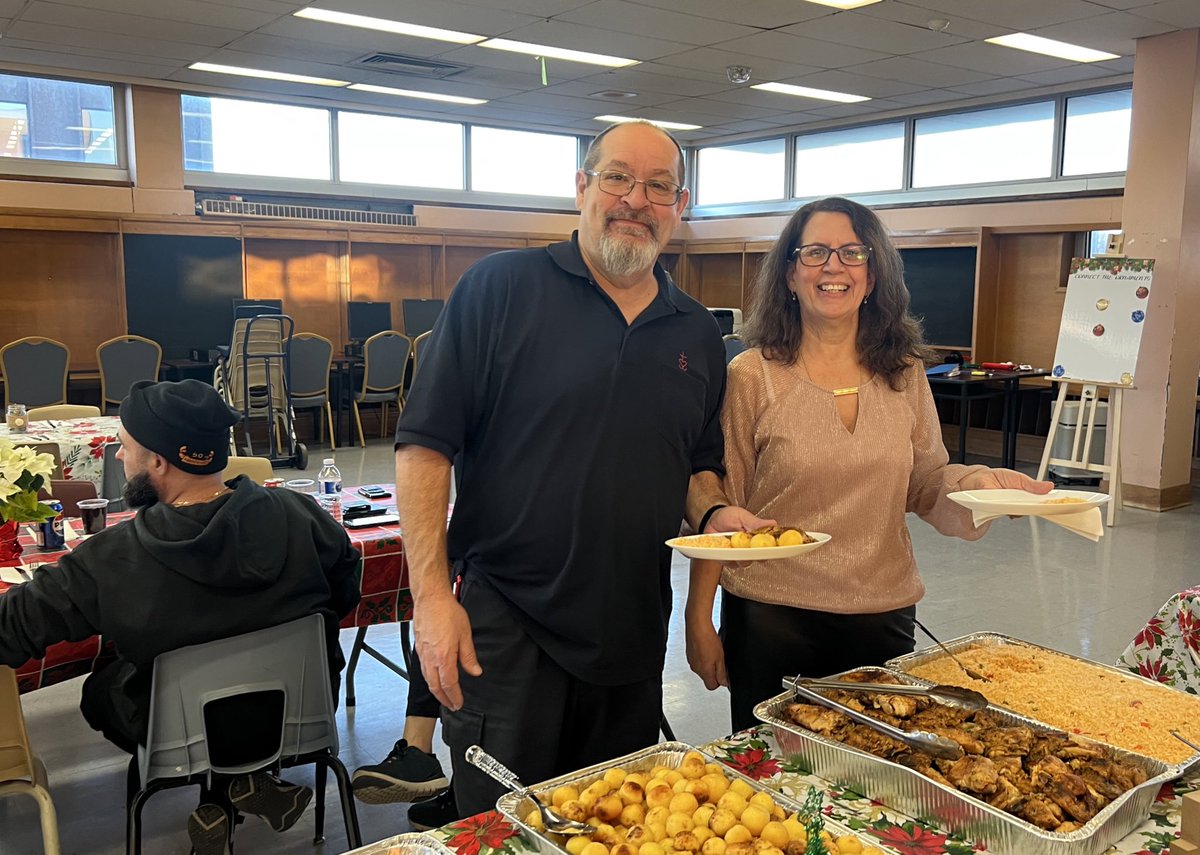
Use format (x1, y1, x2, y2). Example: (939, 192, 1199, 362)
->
(697, 503, 728, 534)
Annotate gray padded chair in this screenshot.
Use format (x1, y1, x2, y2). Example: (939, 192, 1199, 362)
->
(289, 333, 336, 450)
(126, 614, 361, 854)
(352, 331, 411, 447)
(96, 336, 162, 415)
(723, 334, 747, 364)
(100, 442, 126, 512)
(0, 338, 70, 408)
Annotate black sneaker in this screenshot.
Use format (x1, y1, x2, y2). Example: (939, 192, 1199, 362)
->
(188, 803, 231, 855)
(228, 771, 313, 833)
(352, 740, 450, 805)
(407, 787, 460, 831)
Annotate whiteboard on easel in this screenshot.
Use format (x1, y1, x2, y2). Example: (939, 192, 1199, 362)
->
(1051, 257, 1154, 385)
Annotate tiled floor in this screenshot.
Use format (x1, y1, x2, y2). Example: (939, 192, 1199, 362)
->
(3, 440, 1197, 854)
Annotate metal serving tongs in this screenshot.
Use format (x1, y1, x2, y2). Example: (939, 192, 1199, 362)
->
(913, 617, 991, 682)
(787, 677, 965, 761)
(797, 677, 988, 712)
(465, 745, 596, 836)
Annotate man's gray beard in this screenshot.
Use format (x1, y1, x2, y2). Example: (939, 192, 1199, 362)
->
(597, 228, 661, 279)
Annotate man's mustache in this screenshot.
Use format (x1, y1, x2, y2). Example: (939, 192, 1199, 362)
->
(604, 208, 658, 239)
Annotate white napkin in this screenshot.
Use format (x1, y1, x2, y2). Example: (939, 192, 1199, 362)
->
(0, 566, 28, 584)
(63, 519, 80, 541)
(970, 508, 1104, 541)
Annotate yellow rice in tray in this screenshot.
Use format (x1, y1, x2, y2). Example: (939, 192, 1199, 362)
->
(905, 644, 1200, 764)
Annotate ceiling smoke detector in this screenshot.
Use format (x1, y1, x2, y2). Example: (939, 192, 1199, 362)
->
(726, 65, 752, 85)
(927, 18, 950, 33)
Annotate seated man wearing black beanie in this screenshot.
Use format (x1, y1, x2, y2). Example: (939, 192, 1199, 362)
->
(0, 379, 362, 855)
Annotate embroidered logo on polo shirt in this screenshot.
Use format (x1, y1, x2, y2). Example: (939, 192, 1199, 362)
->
(678, 351, 688, 372)
(179, 446, 216, 467)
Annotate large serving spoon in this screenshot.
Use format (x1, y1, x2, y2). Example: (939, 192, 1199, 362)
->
(465, 745, 595, 836)
(788, 679, 965, 761)
(796, 678, 988, 712)
(913, 618, 991, 683)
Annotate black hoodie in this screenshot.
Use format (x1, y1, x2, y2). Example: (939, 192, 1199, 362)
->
(0, 476, 361, 737)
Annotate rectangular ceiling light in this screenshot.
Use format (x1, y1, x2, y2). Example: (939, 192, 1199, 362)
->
(188, 62, 349, 87)
(801, 0, 882, 8)
(294, 8, 484, 44)
(751, 82, 870, 104)
(349, 83, 487, 105)
(480, 38, 637, 68)
(986, 33, 1119, 63)
(594, 114, 701, 130)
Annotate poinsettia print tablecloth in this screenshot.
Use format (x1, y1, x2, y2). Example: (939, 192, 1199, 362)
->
(0, 416, 121, 487)
(1118, 587, 1200, 693)
(348, 726, 1200, 855)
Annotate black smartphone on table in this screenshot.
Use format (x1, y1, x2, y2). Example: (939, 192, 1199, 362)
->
(344, 512, 400, 529)
(357, 485, 392, 499)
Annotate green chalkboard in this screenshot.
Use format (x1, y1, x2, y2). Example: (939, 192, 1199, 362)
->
(123, 234, 243, 360)
(900, 246, 977, 348)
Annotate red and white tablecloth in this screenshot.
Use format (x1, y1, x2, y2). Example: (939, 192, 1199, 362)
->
(0, 485, 409, 693)
(0, 416, 122, 487)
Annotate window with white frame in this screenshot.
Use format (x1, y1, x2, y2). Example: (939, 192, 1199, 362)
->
(912, 101, 1055, 188)
(339, 112, 464, 189)
(1062, 89, 1132, 176)
(696, 138, 785, 205)
(794, 123, 904, 198)
(0, 73, 117, 165)
(182, 95, 331, 180)
(469, 126, 577, 197)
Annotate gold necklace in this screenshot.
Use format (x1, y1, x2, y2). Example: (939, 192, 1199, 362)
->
(172, 486, 232, 508)
(800, 352, 861, 398)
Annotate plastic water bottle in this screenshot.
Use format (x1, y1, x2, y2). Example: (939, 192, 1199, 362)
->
(317, 457, 343, 523)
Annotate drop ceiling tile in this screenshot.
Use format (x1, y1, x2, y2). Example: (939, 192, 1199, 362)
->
(6, 20, 212, 61)
(536, 82, 679, 109)
(22, 3, 246, 46)
(774, 69, 928, 99)
(1016, 65, 1127, 86)
(781, 10, 968, 55)
(1090, 0, 1165, 7)
(847, 55, 996, 87)
(192, 47, 366, 79)
(555, 0, 758, 46)
(439, 43, 609, 82)
(544, 68, 729, 99)
(497, 89, 635, 115)
(691, 87, 845, 113)
(261, 15, 474, 57)
(451, 0, 592, 14)
(712, 30, 888, 68)
(901, 0, 1099, 29)
(41, 0, 281, 30)
(662, 96, 784, 121)
(1133, 0, 1200, 27)
(1031, 11, 1171, 54)
(805, 99, 906, 119)
(650, 48, 822, 82)
(914, 43, 1072, 76)
(197, 0, 297, 12)
(625, 0, 828, 29)
(855, 4, 998, 40)
(0, 40, 184, 77)
(946, 77, 1041, 96)
(756, 109, 837, 127)
(474, 18, 693, 60)
(0, 0, 25, 15)
(886, 87, 969, 106)
(221, 32, 370, 65)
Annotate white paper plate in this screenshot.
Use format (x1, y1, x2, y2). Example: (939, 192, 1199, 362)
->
(947, 488, 1111, 516)
(666, 531, 831, 560)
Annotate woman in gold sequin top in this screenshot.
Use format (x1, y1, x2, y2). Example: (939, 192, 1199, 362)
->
(685, 197, 1051, 732)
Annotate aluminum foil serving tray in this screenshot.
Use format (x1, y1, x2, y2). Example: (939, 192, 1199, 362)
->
(496, 740, 905, 855)
(344, 832, 457, 855)
(886, 631, 1200, 773)
(756, 667, 1175, 855)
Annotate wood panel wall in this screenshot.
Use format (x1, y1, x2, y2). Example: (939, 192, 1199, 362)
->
(0, 229, 124, 366)
(349, 241, 438, 336)
(442, 238, 526, 300)
(245, 238, 344, 348)
(993, 232, 1074, 370)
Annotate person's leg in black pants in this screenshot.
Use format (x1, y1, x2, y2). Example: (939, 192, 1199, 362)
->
(351, 643, 452, 806)
(442, 576, 661, 818)
(720, 591, 916, 733)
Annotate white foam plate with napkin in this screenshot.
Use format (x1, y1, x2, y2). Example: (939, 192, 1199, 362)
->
(948, 489, 1110, 541)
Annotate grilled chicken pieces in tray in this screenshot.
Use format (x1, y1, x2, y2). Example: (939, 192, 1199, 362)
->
(785, 673, 1149, 833)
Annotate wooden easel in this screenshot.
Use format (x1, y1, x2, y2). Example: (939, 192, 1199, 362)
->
(1037, 380, 1126, 526)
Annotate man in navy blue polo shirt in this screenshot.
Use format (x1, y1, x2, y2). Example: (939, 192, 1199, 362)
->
(392, 120, 766, 817)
